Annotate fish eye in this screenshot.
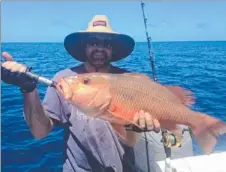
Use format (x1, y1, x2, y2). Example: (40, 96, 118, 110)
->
(83, 78, 90, 85)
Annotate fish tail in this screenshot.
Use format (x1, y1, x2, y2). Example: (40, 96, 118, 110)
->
(192, 112, 226, 154)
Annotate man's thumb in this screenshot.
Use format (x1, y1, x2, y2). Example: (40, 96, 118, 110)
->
(2, 52, 14, 61)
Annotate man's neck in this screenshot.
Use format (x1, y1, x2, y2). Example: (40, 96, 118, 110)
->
(84, 61, 111, 73)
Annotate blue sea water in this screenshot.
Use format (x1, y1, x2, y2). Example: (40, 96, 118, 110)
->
(1, 41, 226, 172)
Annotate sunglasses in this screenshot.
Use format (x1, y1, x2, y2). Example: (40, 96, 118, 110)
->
(86, 37, 113, 49)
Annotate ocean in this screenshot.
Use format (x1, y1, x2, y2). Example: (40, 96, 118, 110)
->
(1, 41, 226, 172)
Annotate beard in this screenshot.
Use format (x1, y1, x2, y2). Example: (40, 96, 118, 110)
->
(87, 50, 111, 68)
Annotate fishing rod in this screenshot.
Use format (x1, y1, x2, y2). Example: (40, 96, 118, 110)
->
(140, 1, 157, 81)
(140, 2, 155, 172)
(1, 57, 56, 87)
(25, 69, 57, 88)
(0, 64, 56, 89)
(139, 1, 193, 168)
(140, 0, 179, 162)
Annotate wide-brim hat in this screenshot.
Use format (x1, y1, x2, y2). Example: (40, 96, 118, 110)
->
(64, 15, 135, 62)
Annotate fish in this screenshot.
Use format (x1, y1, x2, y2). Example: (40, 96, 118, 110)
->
(56, 72, 226, 154)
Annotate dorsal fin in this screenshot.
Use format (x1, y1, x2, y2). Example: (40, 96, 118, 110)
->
(164, 85, 196, 106)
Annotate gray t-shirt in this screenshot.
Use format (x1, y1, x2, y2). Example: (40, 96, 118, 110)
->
(42, 65, 138, 172)
(42, 64, 193, 172)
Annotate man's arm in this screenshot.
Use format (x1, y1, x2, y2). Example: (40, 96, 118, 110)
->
(22, 71, 69, 139)
(1, 52, 67, 139)
(22, 89, 54, 139)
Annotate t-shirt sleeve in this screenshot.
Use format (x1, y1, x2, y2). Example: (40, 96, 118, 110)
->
(42, 73, 68, 124)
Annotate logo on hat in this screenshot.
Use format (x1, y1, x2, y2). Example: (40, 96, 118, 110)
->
(93, 20, 107, 27)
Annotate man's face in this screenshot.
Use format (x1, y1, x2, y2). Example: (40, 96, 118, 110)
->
(85, 34, 113, 68)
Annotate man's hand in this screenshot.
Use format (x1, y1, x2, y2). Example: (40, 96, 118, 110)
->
(125, 110, 161, 133)
(1, 52, 37, 93)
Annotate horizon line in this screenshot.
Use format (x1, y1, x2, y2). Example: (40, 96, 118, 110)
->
(2, 40, 226, 44)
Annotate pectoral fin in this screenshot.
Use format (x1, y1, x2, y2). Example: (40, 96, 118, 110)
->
(85, 87, 112, 116)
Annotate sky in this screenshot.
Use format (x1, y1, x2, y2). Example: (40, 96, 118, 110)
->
(1, 1, 226, 42)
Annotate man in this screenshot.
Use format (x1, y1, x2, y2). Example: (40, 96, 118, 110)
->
(1, 15, 162, 172)
(1, 15, 193, 172)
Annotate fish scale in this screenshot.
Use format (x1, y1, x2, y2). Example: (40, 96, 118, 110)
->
(108, 75, 180, 122)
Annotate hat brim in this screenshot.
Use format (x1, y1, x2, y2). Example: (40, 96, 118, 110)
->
(64, 31, 135, 62)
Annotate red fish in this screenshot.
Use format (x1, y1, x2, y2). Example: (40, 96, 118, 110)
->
(56, 72, 226, 154)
